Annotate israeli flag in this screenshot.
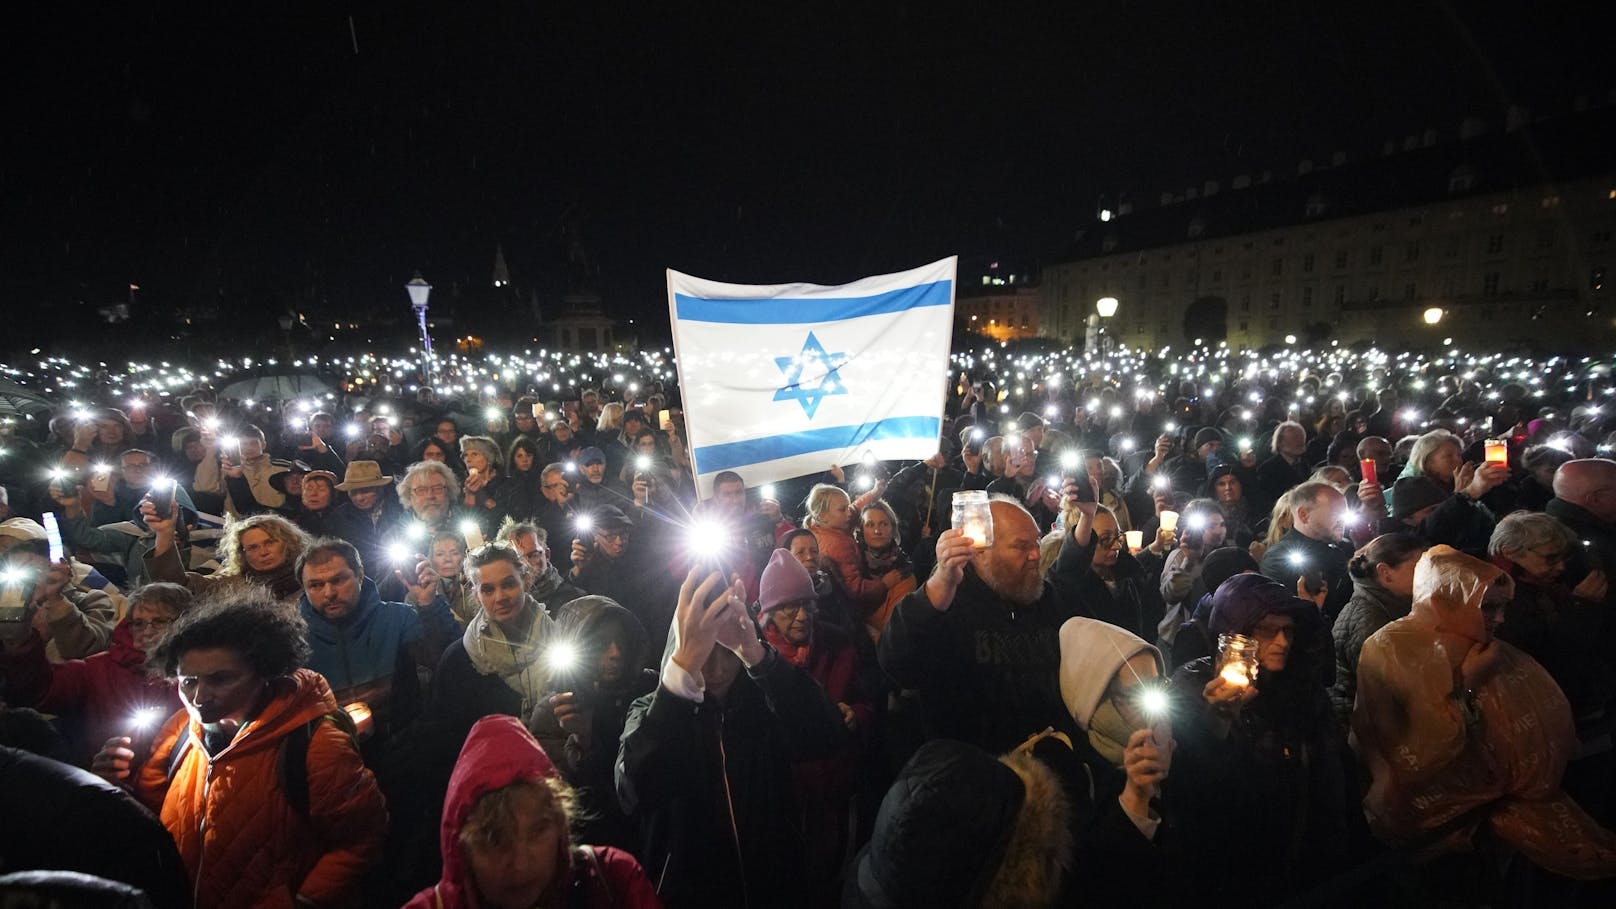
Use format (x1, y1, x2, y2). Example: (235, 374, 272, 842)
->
(668, 257, 956, 496)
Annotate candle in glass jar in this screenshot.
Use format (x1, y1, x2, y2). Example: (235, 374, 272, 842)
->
(1159, 510, 1179, 533)
(1484, 439, 1508, 466)
(1124, 530, 1144, 554)
(343, 702, 374, 738)
(1219, 664, 1251, 687)
(951, 490, 994, 549)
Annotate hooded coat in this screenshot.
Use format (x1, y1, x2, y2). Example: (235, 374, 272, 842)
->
(136, 669, 387, 908)
(527, 595, 656, 852)
(0, 619, 178, 765)
(402, 716, 660, 909)
(1050, 617, 1184, 904)
(1353, 546, 1616, 879)
(1169, 574, 1346, 895)
(144, 541, 303, 605)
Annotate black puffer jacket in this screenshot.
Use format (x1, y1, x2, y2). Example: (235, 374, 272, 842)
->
(0, 747, 190, 908)
(1328, 576, 1412, 726)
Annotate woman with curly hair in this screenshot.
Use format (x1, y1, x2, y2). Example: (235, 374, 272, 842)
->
(90, 587, 388, 908)
(141, 498, 311, 603)
(504, 435, 545, 521)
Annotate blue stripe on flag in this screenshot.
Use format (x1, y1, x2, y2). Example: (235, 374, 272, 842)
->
(693, 416, 941, 473)
(674, 280, 952, 324)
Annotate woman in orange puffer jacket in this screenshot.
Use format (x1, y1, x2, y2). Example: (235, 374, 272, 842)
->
(91, 588, 388, 908)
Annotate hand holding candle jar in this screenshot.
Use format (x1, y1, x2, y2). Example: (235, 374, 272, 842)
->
(1484, 439, 1508, 467)
(1216, 633, 1260, 688)
(952, 491, 993, 549)
(1159, 510, 1179, 533)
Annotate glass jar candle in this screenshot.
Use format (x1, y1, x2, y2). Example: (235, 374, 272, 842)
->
(1216, 633, 1260, 688)
(1484, 439, 1508, 466)
(952, 490, 994, 548)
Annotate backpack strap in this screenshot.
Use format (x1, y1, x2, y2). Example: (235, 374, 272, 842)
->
(163, 733, 193, 783)
(569, 845, 609, 909)
(277, 710, 361, 819)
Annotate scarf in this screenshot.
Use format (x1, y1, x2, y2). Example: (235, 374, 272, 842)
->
(529, 563, 571, 603)
(860, 541, 910, 577)
(462, 601, 552, 715)
(1086, 697, 1134, 766)
(243, 561, 303, 602)
(762, 622, 813, 667)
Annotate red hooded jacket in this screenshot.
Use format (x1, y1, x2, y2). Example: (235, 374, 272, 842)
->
(403, 715, 662, 909)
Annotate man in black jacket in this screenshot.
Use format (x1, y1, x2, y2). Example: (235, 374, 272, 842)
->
(323, 461, 403, 581)
(1259, 480, 1353, 621)
(879, 492, 1091, 754)
(1547, 458, 1616, 600)
(617, 569, 846, 909)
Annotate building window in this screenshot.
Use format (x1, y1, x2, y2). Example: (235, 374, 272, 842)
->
(1212, 269, 1223, 282)
(1445, 240, 1460, 259)
(1267, 317, 1279, 330)
(1369, 246, 1383, 266)
(1486, 235, 1504, 255)
(1530, 277, 1549, 293)
(1491, 203, 1509, 215)
(1302, 253, 1315, 273)
(1302, 286, 1313, 307)
(1334, 250, 1348, 269)
(1405, 243, 1420, 262)
(1160, 272, 1170, 288)
(1269, 293, 1282, 310)
(1334, 285, 1346, 305)
(1484, 272, 1501, 296)
(1404, 283, 1417, 300)
(1240, 265, 1252, 280)
(1541, 195, 1561, 208)
(1536, 228, 1555, 249)
(1241, 294, 1252, 312)
(1238, 320, 1249, 330)
(1271, 258, 1283, 276)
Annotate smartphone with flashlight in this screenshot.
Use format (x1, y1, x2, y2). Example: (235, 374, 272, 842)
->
(43, 513, 65, 564)
(1300, 565, 1325, 597)
(147, 478, 176, 517)
(0, 571, 35, 623)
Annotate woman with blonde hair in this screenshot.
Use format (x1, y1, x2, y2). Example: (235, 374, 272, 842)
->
(140, 500, 311, 602)
(804, 483, 903, 627)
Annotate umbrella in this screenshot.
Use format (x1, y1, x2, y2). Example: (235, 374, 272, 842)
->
(218, 372, 336, 402)
(0, 377, 53, 419)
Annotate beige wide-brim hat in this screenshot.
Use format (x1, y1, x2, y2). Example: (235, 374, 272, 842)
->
(335, 460, 394, 491)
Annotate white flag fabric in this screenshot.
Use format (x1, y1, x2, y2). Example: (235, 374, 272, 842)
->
(667, 257, 957, 497)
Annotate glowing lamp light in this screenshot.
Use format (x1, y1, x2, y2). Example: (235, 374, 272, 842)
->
(1423, 307, 1444, 325)
(1095, 296, 1119, 318)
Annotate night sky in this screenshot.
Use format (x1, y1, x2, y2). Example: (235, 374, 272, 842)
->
(5, 1, 1613, 339)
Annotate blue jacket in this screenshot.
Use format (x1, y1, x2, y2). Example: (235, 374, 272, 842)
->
(298, 577, 452, 737)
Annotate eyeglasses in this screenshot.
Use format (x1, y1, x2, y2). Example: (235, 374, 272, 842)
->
(1095, 532, 1123, 547)
(122, 461, 154, 470)
(596, 530, 627, 543)
(413, 484, 450, 497)
(128, 618, 174, 632)
(543, 482, 569, 490)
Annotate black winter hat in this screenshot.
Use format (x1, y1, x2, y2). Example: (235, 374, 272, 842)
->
(1392, 476, 1449, 521)
(848, 739, 1024, 908)
(1200, 547, 1260, 596)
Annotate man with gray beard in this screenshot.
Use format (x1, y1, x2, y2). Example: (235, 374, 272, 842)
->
(880, 493, 1094, 752)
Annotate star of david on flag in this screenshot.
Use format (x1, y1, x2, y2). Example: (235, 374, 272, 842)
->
(773, 332, 849, 418)
(667, 257, 957, 497)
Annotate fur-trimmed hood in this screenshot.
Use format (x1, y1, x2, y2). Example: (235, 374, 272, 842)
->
(847, 738, 1073, 908)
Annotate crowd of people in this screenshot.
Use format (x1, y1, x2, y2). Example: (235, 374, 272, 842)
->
(3, 340, 1616, 906)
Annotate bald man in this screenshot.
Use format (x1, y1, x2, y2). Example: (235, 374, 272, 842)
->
(879, 495, 1090, 752)
(1547, 459, 1616, 596)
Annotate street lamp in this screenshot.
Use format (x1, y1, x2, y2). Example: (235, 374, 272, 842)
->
(406, 273, 434, 383)
(1095, 297, 1119, 355)
(1422, 306, 1444, 325)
